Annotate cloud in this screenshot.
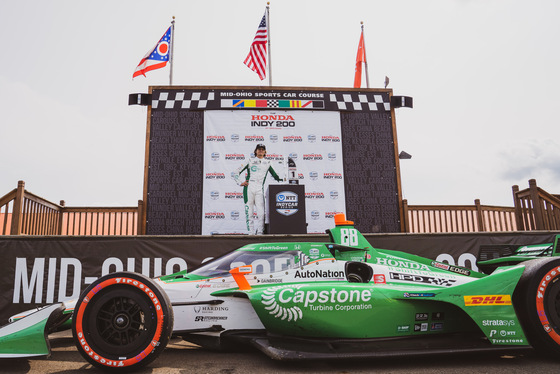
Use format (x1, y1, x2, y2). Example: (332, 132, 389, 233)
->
(497, 139, 560, 191)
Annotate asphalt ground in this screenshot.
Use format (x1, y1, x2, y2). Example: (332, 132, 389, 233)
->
(2, 332, 560, 374)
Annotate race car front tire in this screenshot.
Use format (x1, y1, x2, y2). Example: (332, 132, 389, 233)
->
(514, 257, 560, 357)
(72, 271, 174, 370)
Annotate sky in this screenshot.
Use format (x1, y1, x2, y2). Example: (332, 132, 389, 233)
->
(1, 0, 559, 208)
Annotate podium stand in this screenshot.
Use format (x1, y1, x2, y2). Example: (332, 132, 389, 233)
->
(268, 185, 307, 234)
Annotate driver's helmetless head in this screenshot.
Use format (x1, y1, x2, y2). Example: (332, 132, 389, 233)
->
(254, 144, 266, 157)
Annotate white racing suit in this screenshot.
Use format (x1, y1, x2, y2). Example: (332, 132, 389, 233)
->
(234, 157, 282, 234)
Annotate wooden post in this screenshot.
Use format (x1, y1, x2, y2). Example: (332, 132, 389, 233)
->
(137, 200, 144, 235)
(402, 199, 409, 233)
(58, 200, 65, 235)
(10, 181, 25, 235)
(511, 185, 524, 230)
(529, 179, 544, 230)
(474, 199, 485, 231)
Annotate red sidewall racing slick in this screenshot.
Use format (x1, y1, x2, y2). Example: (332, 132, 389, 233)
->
(514, 257, 560, 356)
(72, 272, 173, 370)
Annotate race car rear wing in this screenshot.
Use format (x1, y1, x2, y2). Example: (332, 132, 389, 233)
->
(477, 234, 560, 273)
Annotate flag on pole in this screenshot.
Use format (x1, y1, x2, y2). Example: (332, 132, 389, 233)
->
(353, 29, 366, 88)
(244, 12, 268, 80)
(133, 27, 172, 79)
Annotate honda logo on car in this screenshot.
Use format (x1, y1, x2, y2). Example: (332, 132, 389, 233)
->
(464, 295, 512, 306)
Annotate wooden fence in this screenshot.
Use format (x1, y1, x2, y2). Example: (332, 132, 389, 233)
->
(403, 199, 517, 233)
(0, 181, 143, 236)
(513, 179, 560, 231)
(403, 179, 560, 233)
(2, 179, 558, 235)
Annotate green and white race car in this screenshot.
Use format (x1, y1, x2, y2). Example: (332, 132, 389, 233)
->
(2, 214, 560, 370)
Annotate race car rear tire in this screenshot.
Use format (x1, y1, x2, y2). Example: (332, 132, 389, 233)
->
(513, 257, 560, 356)
(72, 271, 173, 370)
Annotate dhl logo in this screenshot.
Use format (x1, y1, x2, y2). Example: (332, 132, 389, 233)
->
(464, 295, 512, 306)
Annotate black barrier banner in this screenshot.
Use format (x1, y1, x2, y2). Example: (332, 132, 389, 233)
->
(0, 231, 556, 323)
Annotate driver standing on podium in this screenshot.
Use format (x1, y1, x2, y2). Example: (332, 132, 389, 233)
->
(234, 144, 282, 235)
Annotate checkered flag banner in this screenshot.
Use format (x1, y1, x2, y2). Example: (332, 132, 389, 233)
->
(328, 93, 390, 111)
(147, 89, 394, 112)
(152, 91, 216, 110)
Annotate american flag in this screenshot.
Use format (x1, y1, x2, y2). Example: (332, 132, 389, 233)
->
(244, 12, 268, 80)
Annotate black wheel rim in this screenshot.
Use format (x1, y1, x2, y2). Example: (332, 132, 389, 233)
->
(84, 286, 158, 357)
(544, 277, 560, 332)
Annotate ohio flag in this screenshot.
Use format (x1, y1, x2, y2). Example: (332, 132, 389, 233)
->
(133, 27, 171, 78)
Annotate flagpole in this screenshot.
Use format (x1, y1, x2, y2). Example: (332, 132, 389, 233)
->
(266, 2, 272, 87)
(361, 22, 370, 88)
(169, 16, 175, 85)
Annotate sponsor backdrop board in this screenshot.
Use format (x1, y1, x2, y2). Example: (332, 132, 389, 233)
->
(203, 110, 345, 234)
(145, 87, 401, 235)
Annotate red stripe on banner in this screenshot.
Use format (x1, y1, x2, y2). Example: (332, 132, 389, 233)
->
(256, 100, 268, 107)
(302, 101, 312, 108)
